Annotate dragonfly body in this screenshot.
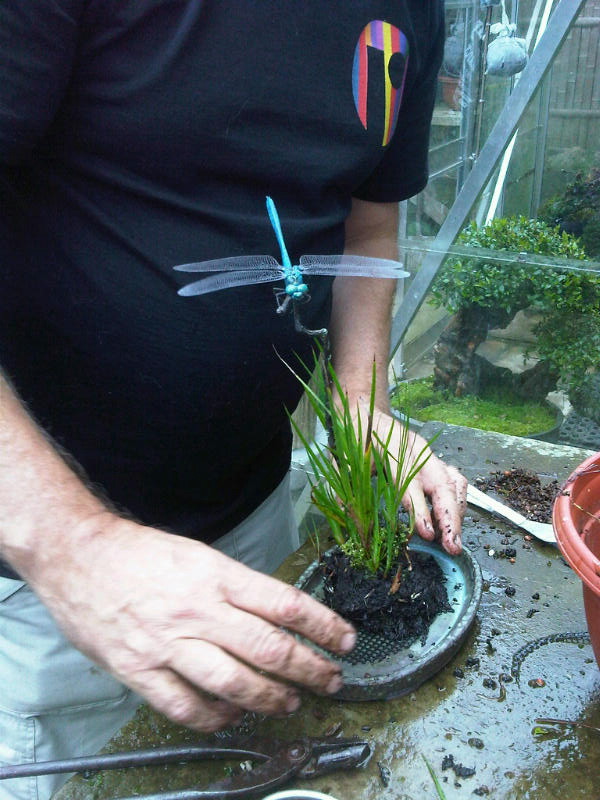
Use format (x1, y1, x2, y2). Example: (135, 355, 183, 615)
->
(174, 197, 408, 333)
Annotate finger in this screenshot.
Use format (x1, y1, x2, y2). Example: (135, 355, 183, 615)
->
(129, 666, 245, 733)
(224, 567, 356, 656)
(168, 638, 306, 716)
(180, 603, 346, 696)
(402, 481, 436, 542)
(428, 467, 465, 555)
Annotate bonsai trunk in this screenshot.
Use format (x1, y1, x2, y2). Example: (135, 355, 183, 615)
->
(433, 306, 559, 400)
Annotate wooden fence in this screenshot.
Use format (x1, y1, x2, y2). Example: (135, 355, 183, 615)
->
(546, 0, 600, 157)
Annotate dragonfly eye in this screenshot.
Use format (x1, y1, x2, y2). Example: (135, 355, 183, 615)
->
(285, 283, 308, 299)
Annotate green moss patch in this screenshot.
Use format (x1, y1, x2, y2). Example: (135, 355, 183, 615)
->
(390, 376, 558, 436)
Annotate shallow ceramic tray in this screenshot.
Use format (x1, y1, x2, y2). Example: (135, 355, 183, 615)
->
(294, 540, 482, 701)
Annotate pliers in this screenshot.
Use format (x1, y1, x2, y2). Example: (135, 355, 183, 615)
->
(0, 736, 371, 799)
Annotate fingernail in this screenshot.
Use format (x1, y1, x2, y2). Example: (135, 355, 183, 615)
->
(327, 674, 343, 694)
(285, 692, 301, 713)
(340, 631, 356, 652)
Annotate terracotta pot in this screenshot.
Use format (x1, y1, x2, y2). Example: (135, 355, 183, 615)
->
(552, 451, 600, 667)
(438, 75, 460, 110)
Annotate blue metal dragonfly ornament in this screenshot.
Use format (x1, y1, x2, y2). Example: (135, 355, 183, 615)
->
(174, 197, 408, 337)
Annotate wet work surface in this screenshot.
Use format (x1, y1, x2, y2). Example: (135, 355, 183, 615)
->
(56, 425, 600, 800)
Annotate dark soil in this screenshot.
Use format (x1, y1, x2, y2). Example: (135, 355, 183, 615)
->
(474, 467, 560, 522)
(320, 548, 452, 646)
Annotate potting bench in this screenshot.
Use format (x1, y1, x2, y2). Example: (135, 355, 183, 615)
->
(53, 426, 600, 800)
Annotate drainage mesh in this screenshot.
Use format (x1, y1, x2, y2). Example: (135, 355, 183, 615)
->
(559, 411, 600, 451)
(342, 629, 407, 666)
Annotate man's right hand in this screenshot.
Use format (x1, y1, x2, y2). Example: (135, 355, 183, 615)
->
(0, 373, 355, 731)
(26, 513, 356, 731)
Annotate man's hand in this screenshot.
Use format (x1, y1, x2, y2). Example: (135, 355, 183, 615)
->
(30, 514, 356, 732)
(404, 429, 466, 555)
(1, 371, 355, 732)
(366, 407, 466, 555)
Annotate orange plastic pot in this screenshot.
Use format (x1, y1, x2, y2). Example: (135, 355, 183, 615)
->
(553, 451, 600, 667)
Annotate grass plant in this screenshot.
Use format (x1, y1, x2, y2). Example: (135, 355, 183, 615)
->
(289, 356, 433, 588)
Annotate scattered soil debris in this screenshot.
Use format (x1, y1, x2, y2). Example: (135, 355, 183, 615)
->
(505, 586, 516, 597)
(323, 721, 343, 737)
(453, 668, 465, 678)
(474, 787, 491, 796)
(377, 761, 391, 787)
(483, 678, 497, 689)
(468, 737, 485, 750)
(442, 754, 476, 778)
(475, 468, 559, 521)
(528, 677, 546, 688)
(465, 656, 480, 669)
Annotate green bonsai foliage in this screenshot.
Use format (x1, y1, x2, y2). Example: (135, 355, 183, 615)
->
(432, 216, 586, 318)
(430, 216, 599, 398)
(290, 357, 432, 590)
(539, 167, 600, 257)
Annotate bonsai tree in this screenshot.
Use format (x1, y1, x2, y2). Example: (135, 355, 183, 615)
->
(429, 216, 599, 402)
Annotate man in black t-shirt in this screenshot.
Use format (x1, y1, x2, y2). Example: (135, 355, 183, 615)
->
(0, 3, 467, 796)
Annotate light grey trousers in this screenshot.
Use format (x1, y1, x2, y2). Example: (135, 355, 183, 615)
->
(0, 474, 298, 799)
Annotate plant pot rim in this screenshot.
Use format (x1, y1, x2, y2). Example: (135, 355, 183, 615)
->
(295, 539, 482, 701)
(552, 450, 600, 596)
(262, 792, 340, 800)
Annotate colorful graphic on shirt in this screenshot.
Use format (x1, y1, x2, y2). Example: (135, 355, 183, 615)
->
(352, 20, 409, 146)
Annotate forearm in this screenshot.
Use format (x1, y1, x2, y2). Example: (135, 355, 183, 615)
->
(0, 370, 105, 581)
(329, 197, 398, 410)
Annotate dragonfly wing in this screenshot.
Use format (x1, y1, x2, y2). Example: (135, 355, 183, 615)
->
(174, 255, 280, 273)
(177, 268, 283, 296)
(299, 254, 409, 279)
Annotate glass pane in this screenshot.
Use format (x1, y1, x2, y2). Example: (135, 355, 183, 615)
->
(394, 0, 600, 450)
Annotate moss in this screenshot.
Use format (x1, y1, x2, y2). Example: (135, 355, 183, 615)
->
(391, 376, 557, 437)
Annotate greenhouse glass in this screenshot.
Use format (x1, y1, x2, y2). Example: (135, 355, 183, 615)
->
(393, 0, 600, 450)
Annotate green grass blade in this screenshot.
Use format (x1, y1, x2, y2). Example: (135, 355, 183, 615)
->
(422, 755, 447, 800)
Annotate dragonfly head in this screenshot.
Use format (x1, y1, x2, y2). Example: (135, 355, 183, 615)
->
(285, 279, 309, 299)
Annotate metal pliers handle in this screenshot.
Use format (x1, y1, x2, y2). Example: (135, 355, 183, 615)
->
(116, 737, 371, 800)
(0, 736, 370, 800)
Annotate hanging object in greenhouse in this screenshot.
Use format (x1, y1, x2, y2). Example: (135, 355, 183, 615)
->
(486, 23, 528, 76)
(443, 21, 465, 78)
(486, 0, 528, 77)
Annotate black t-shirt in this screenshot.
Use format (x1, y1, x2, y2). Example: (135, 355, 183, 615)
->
(0, 1, 443, 574)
